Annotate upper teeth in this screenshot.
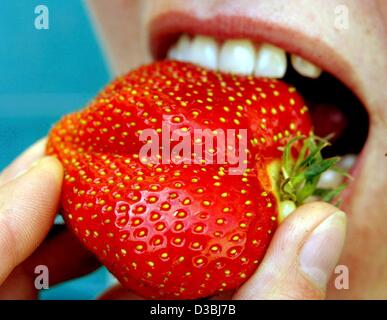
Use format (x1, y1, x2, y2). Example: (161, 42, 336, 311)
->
(290, 54, 322, 79)
(167, 34, 322, 79)
(255, 43, 287, 78)
(168, 34, 191, 62)
(219, 39, 256, 75)
(190, 35, 219, 69)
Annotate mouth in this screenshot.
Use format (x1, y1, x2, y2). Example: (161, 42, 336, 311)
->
(148, 13, 369, 205)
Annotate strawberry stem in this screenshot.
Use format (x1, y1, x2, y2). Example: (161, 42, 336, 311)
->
(279, 134, 349, 207)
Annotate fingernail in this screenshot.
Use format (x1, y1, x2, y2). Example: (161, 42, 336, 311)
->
(13, 156, 54, 180)
(12, 158, 42, 179)
(29, 156, 57, 169)
(0, 138, 47, 185)
(299, 211, 346, 288)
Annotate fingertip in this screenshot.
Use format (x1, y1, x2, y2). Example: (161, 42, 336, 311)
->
(278, 201, 341, 232)
(234, 202, 347, 300)
(299, 210, 346, 288)
(19, 156, 64, 193)
(22, 137, 48, 160)
(297, 201, 340, 214)
(0, 138, 49, 186)
(0, 156, 64, 283)
(270, 202, 346, 265)
(33, 156, 64, 182)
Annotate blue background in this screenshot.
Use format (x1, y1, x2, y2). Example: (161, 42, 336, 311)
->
(0, 1, 114, 299)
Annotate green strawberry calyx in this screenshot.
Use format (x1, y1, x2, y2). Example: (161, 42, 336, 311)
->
(277, 134, 351, 222)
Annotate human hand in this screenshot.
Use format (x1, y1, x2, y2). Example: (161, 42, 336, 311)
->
(0, 139, 100, 299)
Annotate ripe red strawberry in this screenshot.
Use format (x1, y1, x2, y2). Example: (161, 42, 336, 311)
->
(47, 60, 315, 299)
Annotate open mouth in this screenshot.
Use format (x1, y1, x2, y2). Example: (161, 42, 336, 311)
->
(148, 20, 369, 199)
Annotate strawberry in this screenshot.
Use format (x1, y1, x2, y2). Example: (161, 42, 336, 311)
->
(47, 61, 338, 299)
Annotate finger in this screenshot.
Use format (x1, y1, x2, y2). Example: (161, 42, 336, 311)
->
(0, 265, 36, 299)
(0, 227, 100, 299)
(0, 138, 47, 187)
(233, 202, 346, 300)
(0, 156, 63, 284)
(23, 227, 100, 286)
(99, 285, 144, 300)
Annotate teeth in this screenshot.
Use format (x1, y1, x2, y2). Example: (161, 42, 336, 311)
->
(317, 154, 357, 190)
(311, 154, 357, 198)
(167, 34, 324, 79)
(219, 39, 256, 75)
(317, 169, 344, 189)
(338, 154, 357, 171)
(303, 154, 357, 205)
(189, 35, 219, 69)
(290, 54, 322, 79)
(167, 45, 179, 60)
(167, 34, 192, 61)
(254, 43, 287, 78)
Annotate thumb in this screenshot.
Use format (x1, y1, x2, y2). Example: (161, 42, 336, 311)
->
(0, 156, 63, 284)
(234, 202, 346, 300)
(0, 138, 47, 187)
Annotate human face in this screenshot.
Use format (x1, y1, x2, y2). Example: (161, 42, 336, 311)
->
(87, 0, 387, 299)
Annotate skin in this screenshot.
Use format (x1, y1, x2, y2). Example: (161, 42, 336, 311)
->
(0, 0, 385, 299)
(0, 141, 100, 299)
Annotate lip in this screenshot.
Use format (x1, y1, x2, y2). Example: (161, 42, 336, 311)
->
(148, 10, 368, 213)
(149, 11, 362, 101)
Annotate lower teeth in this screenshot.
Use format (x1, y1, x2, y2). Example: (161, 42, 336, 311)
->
(309, 153, 356, 200)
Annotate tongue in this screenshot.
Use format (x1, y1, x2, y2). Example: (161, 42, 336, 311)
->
(310, 104, 348, 141)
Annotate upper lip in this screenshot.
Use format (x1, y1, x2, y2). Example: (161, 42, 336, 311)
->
(148, 11, 364, 111)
